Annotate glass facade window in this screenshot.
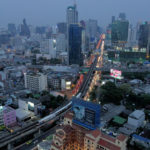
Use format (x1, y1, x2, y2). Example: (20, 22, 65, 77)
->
(69, 24, 83, 66)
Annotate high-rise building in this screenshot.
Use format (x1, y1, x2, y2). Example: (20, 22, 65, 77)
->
(112, 16, 116, 24)
(40, 39, 57, 58)
(24, 72, 48, 92)
(111, 20, 129, 47)
(68, 24, 83, 66)
(119, 13, 126, 21)
(8, 23, 16, 36)
(138, 22, 150, 59)
(56, 33, 66, 55)
(20, 19, 30, 38)
(127, 25, 137, 47)
(86, 19, 98, 39)
(66, 4, 78, 25)
(57, 22, 67, 35)
(36, 26, 46, 34)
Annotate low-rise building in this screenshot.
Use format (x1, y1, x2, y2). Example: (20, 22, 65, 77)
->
(3, 106, 16, 127)
(24, 72, 48, 92)
(132, 134, 150, 149)
(18, 98, 41, 115)
(128, 110, 145, 128)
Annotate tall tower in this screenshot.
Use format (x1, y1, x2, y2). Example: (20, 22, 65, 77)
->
(68, 24, 83, 66)
(66, 2, 79, 65)
(66, 4, 78, 25)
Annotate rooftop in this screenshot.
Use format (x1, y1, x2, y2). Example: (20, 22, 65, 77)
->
(98, 139, 120, 150)
(129, 110, 145, 119)
(113, 116, 126, 125)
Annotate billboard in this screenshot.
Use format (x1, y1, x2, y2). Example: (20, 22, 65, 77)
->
(72, 97, 100, 130)
(110, 69, 122, 79)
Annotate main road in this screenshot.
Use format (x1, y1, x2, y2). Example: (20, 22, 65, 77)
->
(0, 34, 105, 150)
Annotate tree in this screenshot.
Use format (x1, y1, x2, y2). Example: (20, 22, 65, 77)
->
(119, 83, 132, 98)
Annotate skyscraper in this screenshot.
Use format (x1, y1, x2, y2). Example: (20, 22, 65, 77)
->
(138, 22, 150, 59)
(112, 16, 115, 24)
(85, 19, 98, 39)
(68, 24, 83, 66)
(57, 22, 67, 35)
(66, 4, 78, 25)
(8, 23, 16, 36)
(111, 20, 129, 47)
(119, 13, 126, 21)
(20, 19, 30, 38)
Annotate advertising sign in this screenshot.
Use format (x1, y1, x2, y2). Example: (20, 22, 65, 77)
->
(72, 97, 100, 130)
(110, 69, 122, 79)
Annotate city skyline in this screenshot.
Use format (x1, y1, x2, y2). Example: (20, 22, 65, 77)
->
(0, 0, 150, 28)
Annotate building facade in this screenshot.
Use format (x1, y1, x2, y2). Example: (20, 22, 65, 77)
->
(51, 112, 128, 150)
(40, 39, 57, 58)
(24, 72, 48, 92)
(0, 106, 3, 126)
(68, 24, 83, 66)
(3, 106, 16, 127)
(111, 20, 129, 47)
(128, 110, 145, 128)
(66, 5, 78, 25)
(138, 22, 150, 59)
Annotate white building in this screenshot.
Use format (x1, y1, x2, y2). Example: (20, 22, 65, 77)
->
(0, 106, 3, 126)
(61, 78, 72, 90)
(24, 72, 47, 92)
(56, 34, 66, 57)
(40, 39, 56, 58)
(18, 98, 41, 115)
(128, 110, 145, 128)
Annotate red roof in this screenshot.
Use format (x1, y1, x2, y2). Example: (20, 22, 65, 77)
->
(101, 132, 116, 143)
(117, 134, 127, 141)
(90, 129, 101, 138)
(98, 139, 121, 150)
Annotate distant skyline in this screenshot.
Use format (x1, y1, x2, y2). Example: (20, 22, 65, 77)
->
(0, 0, 150, 28)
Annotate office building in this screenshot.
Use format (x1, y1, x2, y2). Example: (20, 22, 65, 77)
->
(112, 16, 116, 24)
(111, 20, 129, 47)
(66, 4, 78, 25)
(51, 112, 128, 150)
(24, 72, 48, 92)
(68, 24, 83, 66)
(8, 23, 16, 36)
(57, 22, 67, 35)
(56, 33, 66, 55)
(40, 39, 57, 58)
(86, 19, 98, 39)
(138, 22, 150, 59)
(119, 13, 126, 21)
(20, 19, 30, 37)
(127, 25, 137, 47)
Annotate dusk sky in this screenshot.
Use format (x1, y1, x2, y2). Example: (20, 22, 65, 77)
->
(0, 0, 150, 28)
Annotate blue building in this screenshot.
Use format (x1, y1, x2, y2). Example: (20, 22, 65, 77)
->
(68, 24, 83, 66)
(71, 97, 100, 130)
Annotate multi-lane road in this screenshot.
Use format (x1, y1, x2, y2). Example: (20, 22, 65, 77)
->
(0, 35, 105, 150)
